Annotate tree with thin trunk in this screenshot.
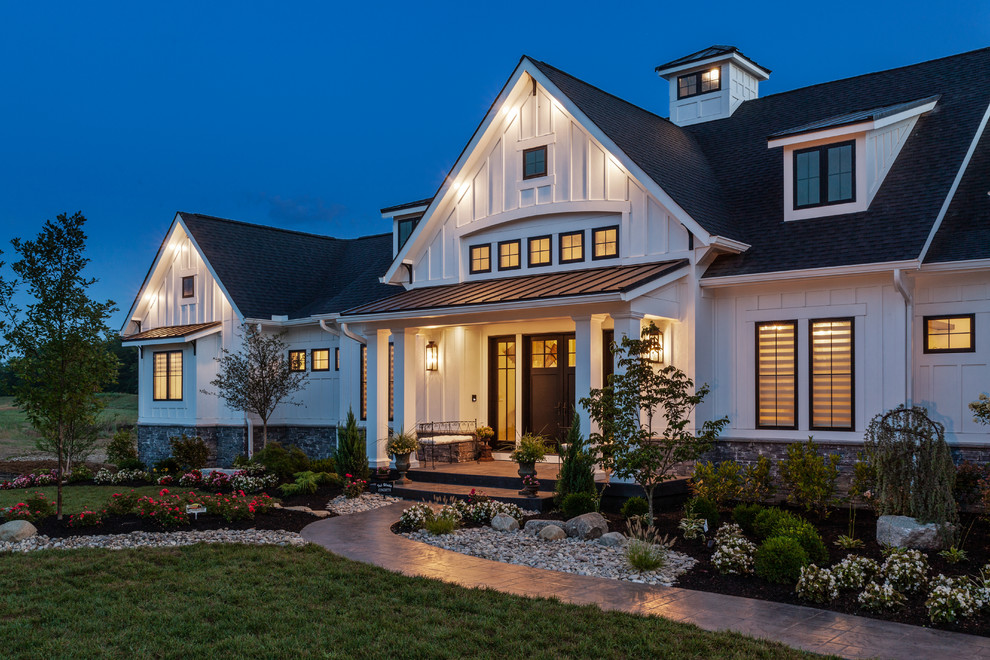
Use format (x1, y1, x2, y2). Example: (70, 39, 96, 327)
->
(0, 212, 119, 519)
(580, 323, 729, 522)
(202, 325, 308, 448)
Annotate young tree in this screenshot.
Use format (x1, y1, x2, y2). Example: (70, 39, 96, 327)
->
(0, 212, 119, 519)
(555, 413, 597, 502)
(335, 407, 369, 481)
(202, 324, 308, 448)
(580, 324, 729, 522)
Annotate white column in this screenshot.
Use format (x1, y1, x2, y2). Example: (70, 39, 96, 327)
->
(611, 312, 645, 377)
(391, 327, 419, 466)
(573, 314, 606, 437)
(365, 328, 391, 468)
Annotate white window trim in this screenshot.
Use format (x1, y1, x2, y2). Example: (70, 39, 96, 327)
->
(782, 135, 868, 221)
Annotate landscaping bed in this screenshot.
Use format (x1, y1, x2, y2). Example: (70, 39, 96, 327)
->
(31, 507, 321, 538)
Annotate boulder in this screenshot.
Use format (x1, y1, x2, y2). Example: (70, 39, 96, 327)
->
(597, 531, 626, 547)
(491, 513, 519, 532)
(876, 515, 949, 550)
(564, 512, 608, 540)
(537, 525, 567, 541)
(524, 519, 563, 535)
(0, 520, 37, 543)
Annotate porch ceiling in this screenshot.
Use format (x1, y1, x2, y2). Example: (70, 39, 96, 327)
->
(342, 260, 688, 317)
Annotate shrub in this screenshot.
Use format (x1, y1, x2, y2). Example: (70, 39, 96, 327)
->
(343, 475, 367, 499)
(832, 555, 880, 590)
(95, 468, 149, 485)
(67, 510, 105, 528)
(858, 581, 906, 611)
(105, 490, 142, 515)
(451, 499, 525, 525)
(1, 492, 55, 522)
(925, 574, 979, 624)
(153, 457, 183, 476)
(555, 414, 596, 503)
(684, 496, 719, 529)
(691, 460, 743, 506)
(252, 442, 311, 482)
(732, 503, 764, 536)
(179, 470, 203, 487)
(135, 489, 189, 528)
(849, 452, 877, 511)
(335, 409, 369, 481)
(773, 519, 828, 566)
(753, 507, 790, 539)
(310, 458, 337, 474)
(230, 471, 278, 493)
(206, 492, 276, 522)
(953, 461, 987, 507)
(796, 565, 838, 603)
(280, 471, 341, 496)
(755, 536, 808, 584)
(169, 435, 210, 470)
(739, 456, 776, 503)
(117, 458, 146, 472)
(561, 492, 597, 518)
(397, 503, 435, 531)
(712, 525, 756, 575)
(68, 464, 94, 483)
(777, 437, 840, 515)
(881, 548, 929, 594)
(621, 496, 650, 519)
(106, 427, 138, 466)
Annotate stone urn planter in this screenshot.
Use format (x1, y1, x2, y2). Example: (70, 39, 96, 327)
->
(516, 461, 536, 495)
(393, 452, 413, 485)
(509, 434, 549, 496)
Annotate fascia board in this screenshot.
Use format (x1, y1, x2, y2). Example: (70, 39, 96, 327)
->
(767, 100, 939, 148)
(380, 205, 429, 220)
(700, 260, 920, 287)
(920, 258, 990, 273)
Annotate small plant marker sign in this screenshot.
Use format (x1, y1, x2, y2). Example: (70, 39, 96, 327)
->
(376, 482, 394, 495)
(186, 503, 207, 520)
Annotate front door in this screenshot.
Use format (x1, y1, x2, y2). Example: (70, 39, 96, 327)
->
(523, 334, 575, 449)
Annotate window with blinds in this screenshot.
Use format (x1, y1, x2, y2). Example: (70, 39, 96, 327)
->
(153, 350, 183, 401)
(810, 318, 854, 430)
(756, 321, 797, 429)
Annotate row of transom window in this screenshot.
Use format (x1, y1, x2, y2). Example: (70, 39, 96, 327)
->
(469, 226, 619, 274)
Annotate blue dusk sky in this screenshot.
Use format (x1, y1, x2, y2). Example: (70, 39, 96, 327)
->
(1, 1, 988, 329)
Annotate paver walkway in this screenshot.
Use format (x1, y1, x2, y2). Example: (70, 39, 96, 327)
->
(301, 503, 990, 660)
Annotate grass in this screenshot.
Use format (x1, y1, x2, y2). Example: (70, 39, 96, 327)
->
(0, 393, 137, 459)
(0, 484, 205, 514)
(0, 544, 815, 659)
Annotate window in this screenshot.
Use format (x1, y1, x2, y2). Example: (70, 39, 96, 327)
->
(567, 337, 576, 367)
(335, 347, 340, 371)
(924, 314, 975, 353)
(531, 338, 558, 368)
(181, 276, 195, 298)
(794, 141, 855, 209)
(559, 231, 584, 263)
(153, 350, 183, 401)
(592, 226, 619, 260)
(312, 348, 330, 371)
(289, 350, 306, 372)
(528, 235, 552, 267)
(498, 240, 521, 271)
(397, 217, 419, 250)
(360, 345, 367, 420)
(523, 146, 547, 179)
(469, 244, 491, 274)
(810, 319, 854, 430)
(677, 68, 721, 99)
(756, 321, 797, 429)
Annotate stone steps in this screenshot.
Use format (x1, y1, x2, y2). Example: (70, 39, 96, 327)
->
(390, 481, 555, 512)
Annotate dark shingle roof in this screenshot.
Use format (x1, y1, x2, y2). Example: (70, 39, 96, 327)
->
(380, 198, 433, 214)
(122, 322, 220, 342)
(179, 213, 396, 320)
(655, 45, 770, 74)
(768, 95, 941, 139)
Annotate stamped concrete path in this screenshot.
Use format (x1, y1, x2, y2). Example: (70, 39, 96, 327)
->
(301, 503, 990, 660)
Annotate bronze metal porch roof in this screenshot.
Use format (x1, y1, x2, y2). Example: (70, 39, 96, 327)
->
(342, 260, 688, 316)
(121, 321, 221, 342)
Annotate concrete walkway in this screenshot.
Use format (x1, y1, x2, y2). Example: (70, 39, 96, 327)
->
(301, 503, 990, 660)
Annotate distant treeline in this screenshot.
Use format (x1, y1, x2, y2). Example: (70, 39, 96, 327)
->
(0, 336, 137, 396)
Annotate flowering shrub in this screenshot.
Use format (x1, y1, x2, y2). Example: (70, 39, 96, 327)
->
(105, 490, 142, 515)
(205, 491, 275, 522)
(95, 468, 150, 485)
(712, 525, 756, 575)
(451, 498, 525, 524)
(925, 574, 980, 623)
(135, 489, 190, 528)
(179, 470, 203, 487)
(0, 470, 60, 490)
(882, 548, 929, 594)
(2, 492, 56, 522)
(67, 510, 105, 528)
(832, 555, 880, 590)
(344, 474, 367, 499)
(858, 581, 907, 611)
(204, 471, 232, 490)
(156, 474, 175, 486)
(397, 503, 436, 531)
(796, 565, 839, 603)
(230, 471, 278, 493)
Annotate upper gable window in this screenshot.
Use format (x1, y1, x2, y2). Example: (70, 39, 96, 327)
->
(559, 231, 584, 264)
(181, 275, 195, 298)
(677, 68, 720, 99)
(470, 244, 491, 274)
(498, 240, 521, 271)
(528, 235, 551, 267)
(794, 141, 855, 209)
(523, 146, 547, 180)
(924, 315, 975, 353)
(592, 226, 619, 260)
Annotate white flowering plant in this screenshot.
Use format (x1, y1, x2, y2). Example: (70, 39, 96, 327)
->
(397, 503, 436, 531)
(925, 574, 980, 624)
(94, 468, 150, 485)
(796, 565, 839, 603)
(230, 471, 278, 493)
(832, 555, 881, 590)
(858, 581, 907, 611)
(712, 535, 756, 575)
(882, 548, 929, 594)
(451, 499, 526, 524)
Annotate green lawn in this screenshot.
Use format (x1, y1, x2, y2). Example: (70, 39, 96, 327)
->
(0, 544, 814, 659)
(0, 393, 137, 459)
(0, 484, 203, 514)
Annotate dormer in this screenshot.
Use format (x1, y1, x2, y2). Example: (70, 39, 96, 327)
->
(381, 198, 431, 258)
(656, 45, 770, 127)
(767, 95, 940, 221)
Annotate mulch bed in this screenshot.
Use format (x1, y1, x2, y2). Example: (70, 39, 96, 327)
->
(34, 508, 322, 537)
(0, 460, 109, 480)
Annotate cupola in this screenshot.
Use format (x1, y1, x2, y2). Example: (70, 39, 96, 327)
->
(656, 45, 770, 127)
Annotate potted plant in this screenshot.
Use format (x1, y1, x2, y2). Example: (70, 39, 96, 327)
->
(476, 425, 495, 462)
(386, 428, 420, 485)
(510, 433, 548, 494)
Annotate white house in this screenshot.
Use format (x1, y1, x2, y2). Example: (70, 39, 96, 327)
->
(122, 45, 990, 470)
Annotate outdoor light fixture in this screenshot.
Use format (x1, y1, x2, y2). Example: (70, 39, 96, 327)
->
(646, 330, 664, 364)
(425, 341, 438, 371)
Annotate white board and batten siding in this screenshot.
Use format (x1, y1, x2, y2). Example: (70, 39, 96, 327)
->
(410, 83, 691, 288)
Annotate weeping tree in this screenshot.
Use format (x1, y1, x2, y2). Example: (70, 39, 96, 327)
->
(863, 405, 957, 538)
(581, 324, 729, 522)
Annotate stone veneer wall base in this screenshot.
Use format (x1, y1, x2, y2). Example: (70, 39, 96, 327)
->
(137, 424, 338, 468)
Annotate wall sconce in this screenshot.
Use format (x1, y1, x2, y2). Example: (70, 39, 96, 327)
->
(425, 341, 438, 371)
(646, 330, 664, 364)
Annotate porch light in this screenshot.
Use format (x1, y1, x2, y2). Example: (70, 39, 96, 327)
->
(425, 341, 439, 371)
(646, 330, 664, 364)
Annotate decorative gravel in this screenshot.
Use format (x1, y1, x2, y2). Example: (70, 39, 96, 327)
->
(403, 526, 696, 586)
(0, 529, 307, 554)
(327, 493, 402, 515)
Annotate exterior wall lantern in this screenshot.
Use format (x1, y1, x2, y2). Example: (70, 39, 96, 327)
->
(646, 329, 664, 364)
(425, 341, 439, 371)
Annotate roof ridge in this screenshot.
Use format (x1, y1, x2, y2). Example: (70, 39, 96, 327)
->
(179, 211, 387, 242)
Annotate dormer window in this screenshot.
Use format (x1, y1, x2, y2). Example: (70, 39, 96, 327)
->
(397, 217, 419, 250)
(677, 68, 720, 99)
(794, 141, 855, 209)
